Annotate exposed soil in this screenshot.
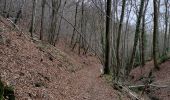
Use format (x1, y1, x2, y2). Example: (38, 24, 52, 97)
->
(0, 17, 127, 100)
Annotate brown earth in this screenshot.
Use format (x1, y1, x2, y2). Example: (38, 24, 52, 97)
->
(0, 17, 128, 100)
(130, 61, 170, 100)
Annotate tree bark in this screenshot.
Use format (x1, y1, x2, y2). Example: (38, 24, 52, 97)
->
(141, 0, 149, 67)
(153, 0, 159, 70)
(71, 0, 79, 46)
(116, 0, 126, 79)
(163, 0, 168, 55)
(40, 0, 46, 40)
(29, 0, 37, 38)
(48, 0, 61, 45)
(127, 0, 145, 75)
(55, 1, 67, 43)
(104, 0, 112, 74)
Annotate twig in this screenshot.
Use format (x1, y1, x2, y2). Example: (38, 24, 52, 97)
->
(129, 84, 168, 88)
(6, 18, 23, 35)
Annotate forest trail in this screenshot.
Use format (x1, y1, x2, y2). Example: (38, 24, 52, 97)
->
(0, 17, 127, 100)
(63, 56, 119, 100)
(54, 58, 116, 100)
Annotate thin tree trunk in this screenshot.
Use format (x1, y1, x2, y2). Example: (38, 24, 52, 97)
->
(55, 1, 67, 43)
(40, 0, 46, 40)
(7, 0, 13, 18)
(127, 0, 145, 75)
(3, 0, 7, 17)
(116, 0, 126, 80)
(48, 0, 61, 45)
(141, 0, 149, 67)
(71, 1, 79, 46)
(29, 0, 37, 38)
(153, 0, 159, 70)
(163, 0, 168, 55)
(78, 0, 84, 55)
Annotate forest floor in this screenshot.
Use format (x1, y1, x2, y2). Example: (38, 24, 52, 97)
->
(0, 17, 129, 100)
(130, 60, 170, 100)
(1, 16, 170, 100)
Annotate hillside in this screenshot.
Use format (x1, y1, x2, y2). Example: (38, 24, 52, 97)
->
(130, 61, 170, 100)
(0, 17, 127, 100)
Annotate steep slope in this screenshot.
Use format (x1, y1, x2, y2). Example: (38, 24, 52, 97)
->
(130, 61, 170, 100)
(0, 17, 127, 100)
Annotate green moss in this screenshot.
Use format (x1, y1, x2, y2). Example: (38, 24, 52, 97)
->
(104, 74, 113, 84)
(158, 55, 170, 64)
(130, 86, 144, 93)
(4, 86, 15, 100)
(0, 80, 4, 100)
(0, 80, 15, 100)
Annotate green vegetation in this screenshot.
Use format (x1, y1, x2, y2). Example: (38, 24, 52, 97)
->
(104, 74, 113, 84)
(0, 80, 4, 100)
(0, 28, 3, 32)
(158, 55, 170, 64)
(0, 80, 15, 100)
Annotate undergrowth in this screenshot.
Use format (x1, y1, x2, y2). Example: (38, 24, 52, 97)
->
(0, 80, 15, 100)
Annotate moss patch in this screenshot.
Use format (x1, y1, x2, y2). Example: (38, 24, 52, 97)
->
(104, 74, 113, 85)
(158, 55, 170, 64)
(0, 80, 15, 100)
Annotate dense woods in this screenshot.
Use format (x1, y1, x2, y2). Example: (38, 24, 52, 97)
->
(0, 0, 170, 99)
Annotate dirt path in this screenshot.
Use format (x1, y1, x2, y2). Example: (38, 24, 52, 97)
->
(50, 56, 121, 100)
(0, 19, 125, 100)
(70, 61, 119, 100)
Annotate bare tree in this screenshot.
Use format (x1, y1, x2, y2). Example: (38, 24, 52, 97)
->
(104, 0, 112, 74)
(116, 0, 126, 79)
(127, 0, 145, 75)
(55, 0, 67, 43)
(40, 0, 46, 40)
(29, 0, 37, 38)
(48, 0, 61, 45)
(70, 0, 79, 46)
(141, 0, 149, 67)
(163, 0, 169, 55)
(153, 0, 159, 70)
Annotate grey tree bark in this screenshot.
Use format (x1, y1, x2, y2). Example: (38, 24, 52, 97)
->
(29, 0, 37, 38)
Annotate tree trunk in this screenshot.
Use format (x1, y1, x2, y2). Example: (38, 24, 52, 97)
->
(40, 0, 46, 40)
(104, 0, 112, 74)
(29, 0, 37, 38)
(116, 0, 126, 79)
(48, 0, 61, 45)
(71, 1, 79, 46)
(163, 0, 168, 55)
(7, 0, 13, 18)
(3, 0, 7, 17)
(127, 0, 145, 75)
(55, 1, 67, 43)
(141, 0, 149, 67)
(153, 0, 159, 70)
